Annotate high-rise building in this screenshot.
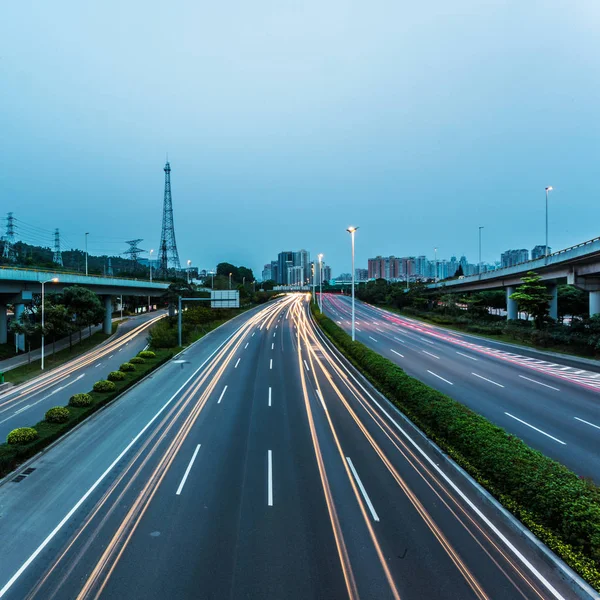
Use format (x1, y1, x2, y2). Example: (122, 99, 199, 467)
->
(368, 256, 400, 280)
(415, 256, 427, 278)
(277, 251, 294, 285)
(323, 265, 332, 283)
(270, 260, 279, 284)
(532, 245, 551, 260)
(501, 249, 529, 268)
(262, 263, 272, 281)
(355, 268, 368, 282)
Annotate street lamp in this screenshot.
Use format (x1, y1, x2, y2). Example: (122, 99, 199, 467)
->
(85, 232, 89, 276)
(210, 271, 215, 288)
(434, 247, 438, 284)
(41, 277, 59, 370)
(229, 272, 232, 290)
(187, 259, 192, 284)
(346, 227, 358, 341)
(318, 254, 324, 313)
(545, 186, 553, 258)
(478, 226, 484, 276)
(148, 249, 154, 313)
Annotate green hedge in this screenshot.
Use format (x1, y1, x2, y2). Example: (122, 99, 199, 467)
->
(311, 307, 600, 589)
(93, 380, 116, 392)
(45, 406, 70, 424)
(0, 349, 173, 478)
(7, 427, 38, 445)
(139, 350, 156, 359)
(129, 357, 145, 364)
(119, 362, 135, 372)
(108, 370, 126, 382)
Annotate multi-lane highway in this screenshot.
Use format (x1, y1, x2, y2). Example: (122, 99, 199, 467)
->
(0, 294, 580, 599)
(321, 293, 600, 482)
(0, 311, 165, 442)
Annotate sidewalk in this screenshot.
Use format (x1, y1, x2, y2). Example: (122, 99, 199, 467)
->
(0, 317, 124, 374)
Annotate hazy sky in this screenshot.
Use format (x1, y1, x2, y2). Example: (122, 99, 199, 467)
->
(3, 1, 600, 277)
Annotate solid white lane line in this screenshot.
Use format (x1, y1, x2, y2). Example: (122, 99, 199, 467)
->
(518, 375, 560, 391)
(390, 349, 404, 358)
(422, 350, 439, 359)
(244, 343, 249, 349)
(427, 370, 454, 385)
(268, 387, 272, 407)
(270, 359, 273, 370)
(304, 360, 310, 371)
(346, 457, 379, 522)
(235, 358, 241, 368)
(267, 450, 273, 506)
(456, 352, 477, 361)
(472, 372, 504, 388)
(369, 336, 378, 342)
(176, 444, 201, 495)
(574, 416, 600, 431)
(504, 413, 566, 445)
(217, 385, 228, 404)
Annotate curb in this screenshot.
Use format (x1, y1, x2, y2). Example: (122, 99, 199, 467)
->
(310, 311, 599, 600)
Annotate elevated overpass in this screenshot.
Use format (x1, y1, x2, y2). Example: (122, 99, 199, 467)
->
(428, 237, 600, 319)
(0, 266, 170, 347)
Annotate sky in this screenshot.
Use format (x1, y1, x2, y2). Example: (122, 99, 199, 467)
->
(2, 1, 600, 278)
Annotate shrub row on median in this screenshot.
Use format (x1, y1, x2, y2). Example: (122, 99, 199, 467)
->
(0, 349, 174, 479)
(311, 306, 600, 590)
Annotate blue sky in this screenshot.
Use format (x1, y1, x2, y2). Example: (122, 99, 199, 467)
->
(2, 1, 599, 276)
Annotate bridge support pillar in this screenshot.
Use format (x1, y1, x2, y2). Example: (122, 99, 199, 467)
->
(14, 303, 25, 352)
(506, 286, 518, 320)
(590, 291, 600, 317)
(168, 302, 175, 318)
(0, 305, 7, 344)
(102, 295, 113, 335)
(547, 283, 558, 320)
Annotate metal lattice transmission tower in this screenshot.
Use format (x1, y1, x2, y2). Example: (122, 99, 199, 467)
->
(2, 212, 16, 262)
(124, 239, 145, 270)
(158, 160, 181, 278)
(53, 228, 63, 266)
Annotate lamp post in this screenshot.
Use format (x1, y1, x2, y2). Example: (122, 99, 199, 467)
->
(148, 249, 154, 312)
(346, 227, 358, 341)
(41, 277, 59, 370)
(211, 271, 215, 288)
(478, 226, 484, 276)
(229, 273, 232, 290)
(85, 232, 89, 276)
(318, 254, 324, 313)
(434, 247, 438, 283)
(187, 260, 192, 284)
(545, 186, 553, 258)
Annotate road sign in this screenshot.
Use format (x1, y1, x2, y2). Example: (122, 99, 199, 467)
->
(211, 290, 240, 308)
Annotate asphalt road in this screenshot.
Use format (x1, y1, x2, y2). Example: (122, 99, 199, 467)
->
(321, 293, 600, 482)
(0, 295, 578, 599)
(0, 310, 166, 442)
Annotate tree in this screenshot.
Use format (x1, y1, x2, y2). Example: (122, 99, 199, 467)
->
(9, 311, 39, 358)
(43, 303, 73, 356)
(261, 279, 276, 291)
(454, 264, 464, 277)
(509, 272, 552, 328)
(216, 263, 239, 282)
(238, 266, 254, 284)
(62, 286, 105, 341)
(558, 285, 588, 323)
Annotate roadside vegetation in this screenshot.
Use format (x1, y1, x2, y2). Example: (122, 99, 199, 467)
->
(0, 348, 171, 479)
(312, 305, 600, 590)
(354, 273, 600, 358)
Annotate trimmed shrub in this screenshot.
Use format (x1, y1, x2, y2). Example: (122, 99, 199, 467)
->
(93, 380, 116, 393)
(129, 356, 145, 364)
(45, 406, 70, 424)
(7, 427, 38, 445)
(69, 393, 93, 407)
(108, 370, 126, 382)
(119, 362, 135, 372)
(139, 350, 156, 359)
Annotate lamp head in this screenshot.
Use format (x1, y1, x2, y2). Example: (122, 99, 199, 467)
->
(51, 277, 59, 283)
(545, 186, 553, 192)
(346, 226, 358, 234)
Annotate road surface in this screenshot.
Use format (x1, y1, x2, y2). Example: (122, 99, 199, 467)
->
(322, 293, 600, 482)
(0, 310, 165, 442)
(0, 295, 578, 599)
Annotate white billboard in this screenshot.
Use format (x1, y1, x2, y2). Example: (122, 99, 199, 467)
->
(211, 290, 240, 308)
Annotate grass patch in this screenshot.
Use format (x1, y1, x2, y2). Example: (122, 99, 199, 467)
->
(312, 305, 600, 591)
(3, 323, 119, 386)
(0, 348, 173, 479)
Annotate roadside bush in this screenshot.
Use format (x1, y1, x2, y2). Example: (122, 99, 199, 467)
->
(119, 362, 135, 372)
(139, 350, 156, 359)
(69, 393, 93, 407)
(148, 320, 178, 348)
(93, 380, 116, 393)
(45, 406, 70, 423)
(129, 357, 145, 364)
(108, 370, 126, 382)
(312, 307, 600, 585)
(7, 427, 38, 445)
